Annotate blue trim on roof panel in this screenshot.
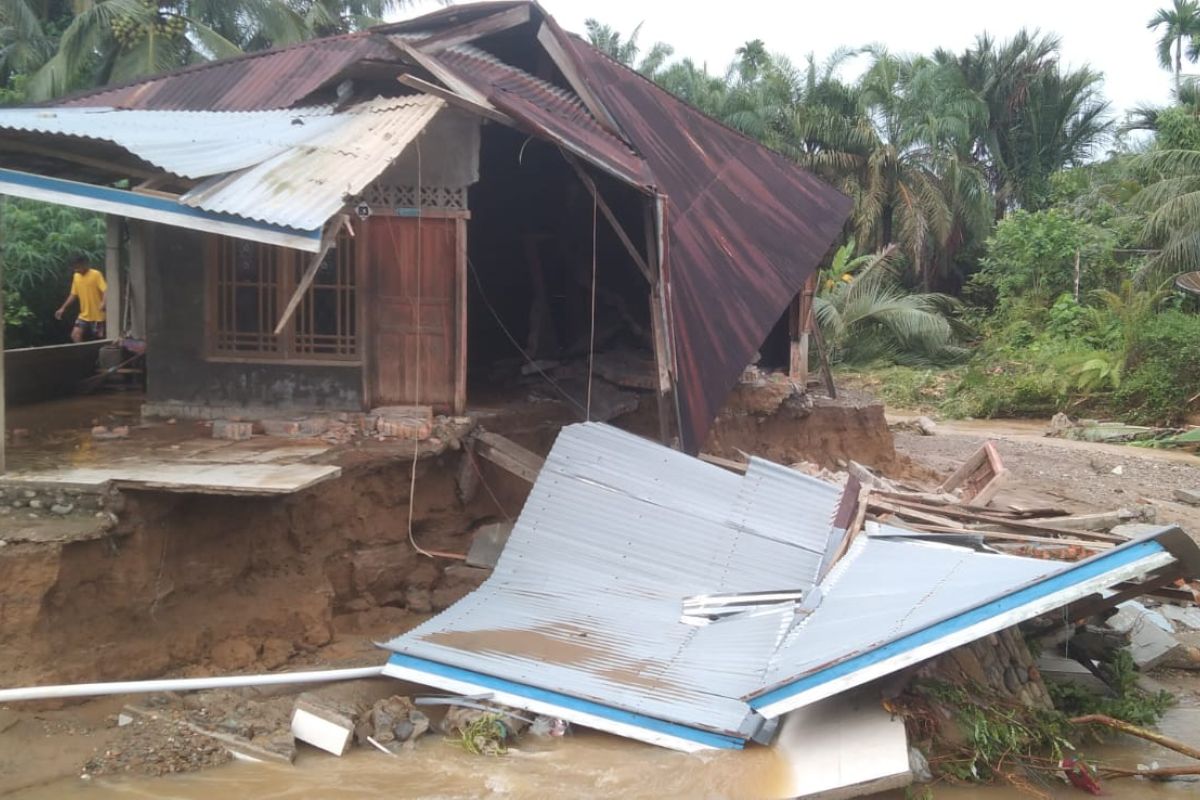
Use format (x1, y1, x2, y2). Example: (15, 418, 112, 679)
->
(0, 167, 321, 239)
(750, 539, 1168, 710)
(385, 653, 746, 750)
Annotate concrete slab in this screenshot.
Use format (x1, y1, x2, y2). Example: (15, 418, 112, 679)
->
(5, 462, 341, 496)
(466, 522, 514, 569)
(1108, 602, 1183, 670)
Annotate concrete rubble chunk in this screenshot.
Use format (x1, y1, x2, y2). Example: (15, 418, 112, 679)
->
(1173, 488, 1200, 506)
(1106, 601, 1184, 670)
(212, 419, 253, 441)
(1036, 654, 1110, 694)
(1160, 605, 1200, 632)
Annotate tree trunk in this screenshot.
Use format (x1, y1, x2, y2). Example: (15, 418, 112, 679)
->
(1177, 37, 1183, 96)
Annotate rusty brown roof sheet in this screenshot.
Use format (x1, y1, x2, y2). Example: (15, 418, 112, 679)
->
(434, 43, 652, 186)
(567, 38, 853, 451)
(58, 32, 396, 111)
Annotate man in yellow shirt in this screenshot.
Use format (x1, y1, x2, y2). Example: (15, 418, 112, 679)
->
(54, 254, 108, 342)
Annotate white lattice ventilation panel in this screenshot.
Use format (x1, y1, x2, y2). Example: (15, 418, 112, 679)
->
(358, 183, 468, 212)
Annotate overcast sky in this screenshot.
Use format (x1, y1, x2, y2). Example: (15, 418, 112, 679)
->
(394, 0, 1176, 122)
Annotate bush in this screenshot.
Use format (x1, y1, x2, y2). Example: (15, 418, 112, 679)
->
(973, 209, 1117, 309)
(1114, 310, 1200, 424)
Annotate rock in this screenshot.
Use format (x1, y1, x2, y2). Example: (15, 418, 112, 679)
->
(1048, 412, 1077, 435)
(28, 499, 43, 510)
(405, 587, 433, 614)
(1173, 488, 1200, 506)
(50, 503, 74, 516)
(915, 416, 937, 436)
(357, 696, 429, 753)
(1111, 464, 1124, 476)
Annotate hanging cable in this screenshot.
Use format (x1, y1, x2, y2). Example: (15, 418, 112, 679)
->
(465, 253, 587, 415)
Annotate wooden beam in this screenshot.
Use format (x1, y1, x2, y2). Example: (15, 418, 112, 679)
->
(790, 274, 816, 384)
(396, 74, 515, 127)
(475, 432, 544, 484)
(561, 150, 652, 283)
(417, 5, 531, 53)
(810, 311, 837, 399)
(386, 36, 495, 110)
(535, 23, 622, 136)
(454, 216, 468, 415)
(0, 140, 158, 180)
(272, 217, 347, 335)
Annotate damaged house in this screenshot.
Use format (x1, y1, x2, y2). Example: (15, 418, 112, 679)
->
(0, 0, 850, 466)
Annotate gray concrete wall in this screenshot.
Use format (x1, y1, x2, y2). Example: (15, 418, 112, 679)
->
(145, 225, 363, 413)
(4, 341, 107, 405)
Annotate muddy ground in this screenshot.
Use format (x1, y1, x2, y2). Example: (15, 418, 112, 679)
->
(3, 390, 1200, 796)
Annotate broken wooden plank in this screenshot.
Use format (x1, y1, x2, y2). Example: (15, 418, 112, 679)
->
(474, 432, 544, 484)
(939, 440, 1008, 505)
(698, 453, 748, 474)
(417, 4, 531, 52)
(902, 525, 1115, 550)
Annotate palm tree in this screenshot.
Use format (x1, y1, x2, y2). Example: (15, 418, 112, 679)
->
(20, 0, 417, 101)
(814, 245, 966, 365)
(1149, 0, 1200, 94)
(584, 18, 673, 78)
(1133, 147, 1200, 284)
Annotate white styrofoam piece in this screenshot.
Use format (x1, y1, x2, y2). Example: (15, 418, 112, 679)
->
(290, 707, 352, 756)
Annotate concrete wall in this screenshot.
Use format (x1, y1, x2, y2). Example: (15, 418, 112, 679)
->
(4, 341, 107, 405)
(145, 225, 363, 414)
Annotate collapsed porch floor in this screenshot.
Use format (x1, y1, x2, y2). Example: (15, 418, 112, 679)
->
(3, 393, 341, 496)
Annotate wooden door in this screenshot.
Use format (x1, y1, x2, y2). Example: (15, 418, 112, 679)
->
(366, 216, 461, 410)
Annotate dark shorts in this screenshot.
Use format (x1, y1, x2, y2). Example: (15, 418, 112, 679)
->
(74, 319, 107, 340)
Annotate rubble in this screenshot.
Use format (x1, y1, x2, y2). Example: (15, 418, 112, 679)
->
(1106, 602, 1185, 671)
(355, 696, 430, 753)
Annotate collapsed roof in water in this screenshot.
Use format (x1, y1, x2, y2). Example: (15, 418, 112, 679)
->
(381, 423, 1200, 752)
(0, 1, 852, 450)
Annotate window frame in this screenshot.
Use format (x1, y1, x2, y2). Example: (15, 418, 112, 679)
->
(205, 233, 362, 365)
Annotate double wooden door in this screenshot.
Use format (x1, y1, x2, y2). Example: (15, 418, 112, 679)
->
(364, 216, 465, 412)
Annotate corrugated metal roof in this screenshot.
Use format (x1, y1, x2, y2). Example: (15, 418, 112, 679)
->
(180, 95, 444, 230)
(58, 33, 396, 111)
(381, 423, 1196, 751)
(0, 105, 343, 179)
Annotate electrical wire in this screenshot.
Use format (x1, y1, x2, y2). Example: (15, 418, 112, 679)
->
(391, 135, 436, 560)
(465, 253, 587, 416)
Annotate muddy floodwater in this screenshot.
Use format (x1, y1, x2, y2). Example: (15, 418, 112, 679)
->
(9, 708, 1200, 800)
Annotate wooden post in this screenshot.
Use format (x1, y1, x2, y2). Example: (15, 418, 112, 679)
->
(105, 215, 121, 339)
(789, 274, 816, 386)
(644, 197, 676, 446)
(127, 221, 147, 339)
(454, 216, 468, 415)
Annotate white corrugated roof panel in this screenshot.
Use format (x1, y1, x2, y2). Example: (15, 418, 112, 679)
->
(380, 423, 1194, 751)
(0, 105, 344, 178)
(181, 95, 445, 230)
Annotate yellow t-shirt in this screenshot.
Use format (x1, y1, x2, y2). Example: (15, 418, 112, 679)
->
(71, 269, 107, 322)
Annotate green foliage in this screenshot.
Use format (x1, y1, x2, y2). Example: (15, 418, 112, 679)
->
(1113, 309, 1200, 423)
(1155, 106, 1200, 150)
(448, 713, 509, 757)
(815, 247, 968, 366)
(974, 209, 1115, 307)
(1047, 651, 1174, 727)
(2, 198, 105, 347)
(916, 680, 1074, 783)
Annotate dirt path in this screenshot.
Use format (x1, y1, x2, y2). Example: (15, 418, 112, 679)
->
(890, 415, 1200, 536)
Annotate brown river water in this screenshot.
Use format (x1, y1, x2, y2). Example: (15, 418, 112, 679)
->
(9, 709, 1200, 800)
